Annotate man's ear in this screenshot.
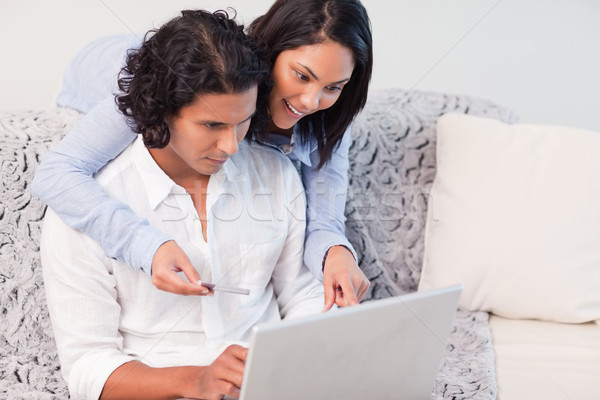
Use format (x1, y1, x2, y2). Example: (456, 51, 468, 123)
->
(141, 120, 171, 149)
(163, 115, 172, 128)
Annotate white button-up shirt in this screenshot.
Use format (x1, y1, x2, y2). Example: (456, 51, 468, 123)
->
(41, 137, 324, 400)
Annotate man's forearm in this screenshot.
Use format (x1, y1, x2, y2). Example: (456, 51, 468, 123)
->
(100, 360, 200, 400)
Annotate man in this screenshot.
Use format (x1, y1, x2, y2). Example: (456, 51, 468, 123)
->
(41, 10, 323, 400)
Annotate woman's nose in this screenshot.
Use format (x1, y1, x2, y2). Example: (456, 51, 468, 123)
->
(299, 87, 321, 112)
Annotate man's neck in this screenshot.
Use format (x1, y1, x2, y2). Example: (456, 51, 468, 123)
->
(148, 147, 209, 191)
(148, 146, 210, 241)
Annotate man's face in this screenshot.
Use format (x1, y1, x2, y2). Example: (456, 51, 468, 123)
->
(158, 87, 257, 179)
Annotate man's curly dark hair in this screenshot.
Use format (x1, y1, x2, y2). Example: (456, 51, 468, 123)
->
(116, 9, 271, 147)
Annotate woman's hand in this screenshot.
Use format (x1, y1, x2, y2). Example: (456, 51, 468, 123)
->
(151, 240, 210, 296)
(321, 245, 370, 311)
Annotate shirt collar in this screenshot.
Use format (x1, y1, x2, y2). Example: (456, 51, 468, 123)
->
(259, 124, 316, 167)
(131, 137, 175, 210)
(132, 136, 246, 210)
(290, 126, 314, 167)
(221, 143, 246, 183)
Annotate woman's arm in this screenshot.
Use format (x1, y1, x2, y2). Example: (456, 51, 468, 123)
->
(33, 97, 161, 272)
(33, 97, 204, 294)
(300, 127, 370, 309)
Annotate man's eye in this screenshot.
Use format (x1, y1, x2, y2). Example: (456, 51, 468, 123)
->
(204, 122, 222, 129)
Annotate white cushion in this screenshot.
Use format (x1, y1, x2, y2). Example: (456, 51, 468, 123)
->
(418, 113, 600, 323)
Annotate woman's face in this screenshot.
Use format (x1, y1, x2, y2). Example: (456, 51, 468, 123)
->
(268, 40, 355, 130)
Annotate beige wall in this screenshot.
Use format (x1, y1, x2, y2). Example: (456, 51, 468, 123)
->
(1, 0, 598, 131)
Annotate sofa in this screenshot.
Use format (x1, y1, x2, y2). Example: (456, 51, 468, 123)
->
(1, 88, 599, 399)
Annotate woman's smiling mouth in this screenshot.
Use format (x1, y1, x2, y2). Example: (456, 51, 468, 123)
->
(284, 100, 304, 117)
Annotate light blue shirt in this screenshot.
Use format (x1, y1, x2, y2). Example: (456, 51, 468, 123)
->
(33, 97, 356, 281)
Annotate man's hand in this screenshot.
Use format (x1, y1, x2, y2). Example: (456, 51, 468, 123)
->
(321, 245, 370, 311)
(184, 344, 248, 400)
(151, 240, 210, 295)
(100, 345, 248, 400)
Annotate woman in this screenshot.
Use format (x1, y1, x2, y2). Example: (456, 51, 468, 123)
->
(33, 0, 373, 310)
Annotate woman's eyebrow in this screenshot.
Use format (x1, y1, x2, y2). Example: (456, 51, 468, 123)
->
(298, 63, 351, 85)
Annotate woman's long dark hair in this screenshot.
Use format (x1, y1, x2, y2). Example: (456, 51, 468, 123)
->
(117, 9, 271, 147)
(248, 0, 373, 168)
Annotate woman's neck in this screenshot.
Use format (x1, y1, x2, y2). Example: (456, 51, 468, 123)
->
(268, 120, 294, 138)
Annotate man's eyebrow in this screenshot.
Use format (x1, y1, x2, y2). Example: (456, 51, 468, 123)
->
(227, 109, 257, 126)
(195, 119, 225, 126)
(195, 109, 256, 126)
(298, 63, 351, 85)
(239, 109, 256, 124)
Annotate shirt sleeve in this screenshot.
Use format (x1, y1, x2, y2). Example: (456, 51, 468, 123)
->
(300, 126, 358, 280)
(271, 159, 325, 319)
(32, 96, 172, 275)
(40, 210, 138, 400)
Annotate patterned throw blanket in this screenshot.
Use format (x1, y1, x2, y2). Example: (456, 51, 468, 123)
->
(0, 89, 515, 399)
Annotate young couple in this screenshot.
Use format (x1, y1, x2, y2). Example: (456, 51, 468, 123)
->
(37, 0, 373, 398)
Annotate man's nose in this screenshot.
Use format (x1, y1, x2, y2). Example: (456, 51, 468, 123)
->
(218, 128, 239, 155)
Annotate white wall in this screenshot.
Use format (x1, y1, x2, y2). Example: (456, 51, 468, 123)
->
(1, 0, 598, 131)
(371, 0, 600, 131)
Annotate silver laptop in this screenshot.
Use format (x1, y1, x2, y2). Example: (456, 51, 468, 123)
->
(238, 285, 462, 400)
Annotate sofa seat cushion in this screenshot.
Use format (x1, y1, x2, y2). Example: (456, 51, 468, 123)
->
(490, 315, 600, 400)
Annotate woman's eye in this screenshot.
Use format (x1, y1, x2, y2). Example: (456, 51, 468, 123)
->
(325, 85, 342, 93)
(295, 71, 309, 81)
